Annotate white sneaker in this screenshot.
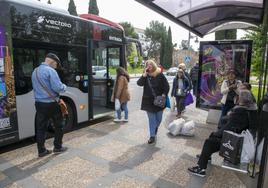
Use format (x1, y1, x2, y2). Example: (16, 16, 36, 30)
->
(122, 118, 128, 122)
(113, 118, 121, 122)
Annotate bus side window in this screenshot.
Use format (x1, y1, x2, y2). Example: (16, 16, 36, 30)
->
(14, 48, 35, 95)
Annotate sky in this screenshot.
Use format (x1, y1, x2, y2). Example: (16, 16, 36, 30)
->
(33, 0, 245, 50)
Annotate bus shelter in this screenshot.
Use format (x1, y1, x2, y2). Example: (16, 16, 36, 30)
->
(135, 0, 268, 187)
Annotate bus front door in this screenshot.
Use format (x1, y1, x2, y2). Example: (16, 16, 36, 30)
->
(90, 41, 121, 119)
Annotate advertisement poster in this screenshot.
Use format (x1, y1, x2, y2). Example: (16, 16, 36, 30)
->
(196, 40, 252, 109)
(0, 26, 17, 130)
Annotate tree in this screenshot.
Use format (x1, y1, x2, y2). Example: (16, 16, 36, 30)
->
(119, 22, 138, 58)
(127, 43, 142, 68)
(242, 26, 267, 77)
(88, 0, 99, 15)
(47, 0, 51, 4)
(160, 33, 167, 67)
(68, 0, 78, 16)
(119, 22, 138, 39)
(145, 21, 167, 60)
(164, 27, 173, 69)
(215, 29, 237, 40)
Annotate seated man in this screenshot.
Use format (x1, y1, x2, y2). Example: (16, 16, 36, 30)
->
(188, 90, 257, 177)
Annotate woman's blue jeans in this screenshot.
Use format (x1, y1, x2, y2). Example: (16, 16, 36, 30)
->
(146, 111, 163, 137)
(116, 102, 128, 119)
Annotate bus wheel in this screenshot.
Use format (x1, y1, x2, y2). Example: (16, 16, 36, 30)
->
(46, 102, 76, 133)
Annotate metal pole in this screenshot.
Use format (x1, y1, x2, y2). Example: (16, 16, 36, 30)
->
(188, 31, 191, 49)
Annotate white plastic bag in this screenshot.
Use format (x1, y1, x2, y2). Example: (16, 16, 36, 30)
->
(257, 138, 264, 164)
(170, 97, 175, 112)
(180, 120, 195, 136)
(115, 99, 120, 111)
(240, 130, 256, 163)
(167, 118, 185, 136)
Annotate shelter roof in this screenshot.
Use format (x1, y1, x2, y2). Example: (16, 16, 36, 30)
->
(135, 0, 265, 37)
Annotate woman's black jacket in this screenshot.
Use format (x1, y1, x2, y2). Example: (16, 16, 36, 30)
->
(137, 73, 169, 112)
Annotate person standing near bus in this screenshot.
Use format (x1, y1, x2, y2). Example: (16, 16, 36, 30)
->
(137, 60, 169, 144)
(111, 67, 130, 122)
(32, 53, 67, 157)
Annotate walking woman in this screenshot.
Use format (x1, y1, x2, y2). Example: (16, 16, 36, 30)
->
(137, 60, 169, 144)
(111, 67, 130, 122)
(171, 69, 190, 118)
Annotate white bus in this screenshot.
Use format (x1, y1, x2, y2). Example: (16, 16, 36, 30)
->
(0, 0, 141, 146)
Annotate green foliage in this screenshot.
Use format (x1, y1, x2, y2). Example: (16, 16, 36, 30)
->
(119, 22, 139, 58)
(251, 86, 259, 102)
(145, 21, 167, 59)
(160, 32, 167, 67)
(68, 0, 78, 16)
(165, 27, 173, 69)
(127, 66, 144, 74)
(144, 21, 173, 69)
(88, 0, 99, 15)
(242, 26, 267, 77)
(119, 22, 138, 39)
(127, 43, 142, 68)
(215, 29, 237, 40)
(160, 27, 173, 69)
(47, 0, 51, 4)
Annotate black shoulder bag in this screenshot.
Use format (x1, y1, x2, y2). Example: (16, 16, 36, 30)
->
(147, 77, 166, 108)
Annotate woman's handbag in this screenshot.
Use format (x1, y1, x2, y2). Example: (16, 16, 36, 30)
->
(147, 77, 166, 108)
(36, 69, 68, 117)
(153, 95, 166, 108)
(184, 92, 194, 106)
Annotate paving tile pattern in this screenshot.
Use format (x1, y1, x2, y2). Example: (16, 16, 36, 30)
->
(0, 102, 255, 188)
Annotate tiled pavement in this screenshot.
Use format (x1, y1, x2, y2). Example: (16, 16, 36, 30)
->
(0, 105, 258, 188)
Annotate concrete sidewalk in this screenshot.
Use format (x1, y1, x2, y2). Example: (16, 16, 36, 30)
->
(0, 104, 257, 188)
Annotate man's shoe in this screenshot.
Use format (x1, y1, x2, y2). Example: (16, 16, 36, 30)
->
(53, 146, 68, 154)
(38, 149, 52, 157)
(188, 166, 206, 177)
(196, 154, 211, 162)
(147, 137, 156, 144)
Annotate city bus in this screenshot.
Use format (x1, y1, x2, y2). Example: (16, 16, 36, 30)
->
(0, 0, 140, 146)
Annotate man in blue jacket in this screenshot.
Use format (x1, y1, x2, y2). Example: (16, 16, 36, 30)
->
(32, 53, 67, 157)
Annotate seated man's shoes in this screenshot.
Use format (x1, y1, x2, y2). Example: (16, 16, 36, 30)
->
(38, 149, 52, 157)
(188, 166, 206, 177)
(53, 146, 68, 154)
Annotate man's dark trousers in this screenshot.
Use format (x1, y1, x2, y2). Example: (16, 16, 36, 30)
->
(197, 133, 221, 169)
(35, 102, 63, 154)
